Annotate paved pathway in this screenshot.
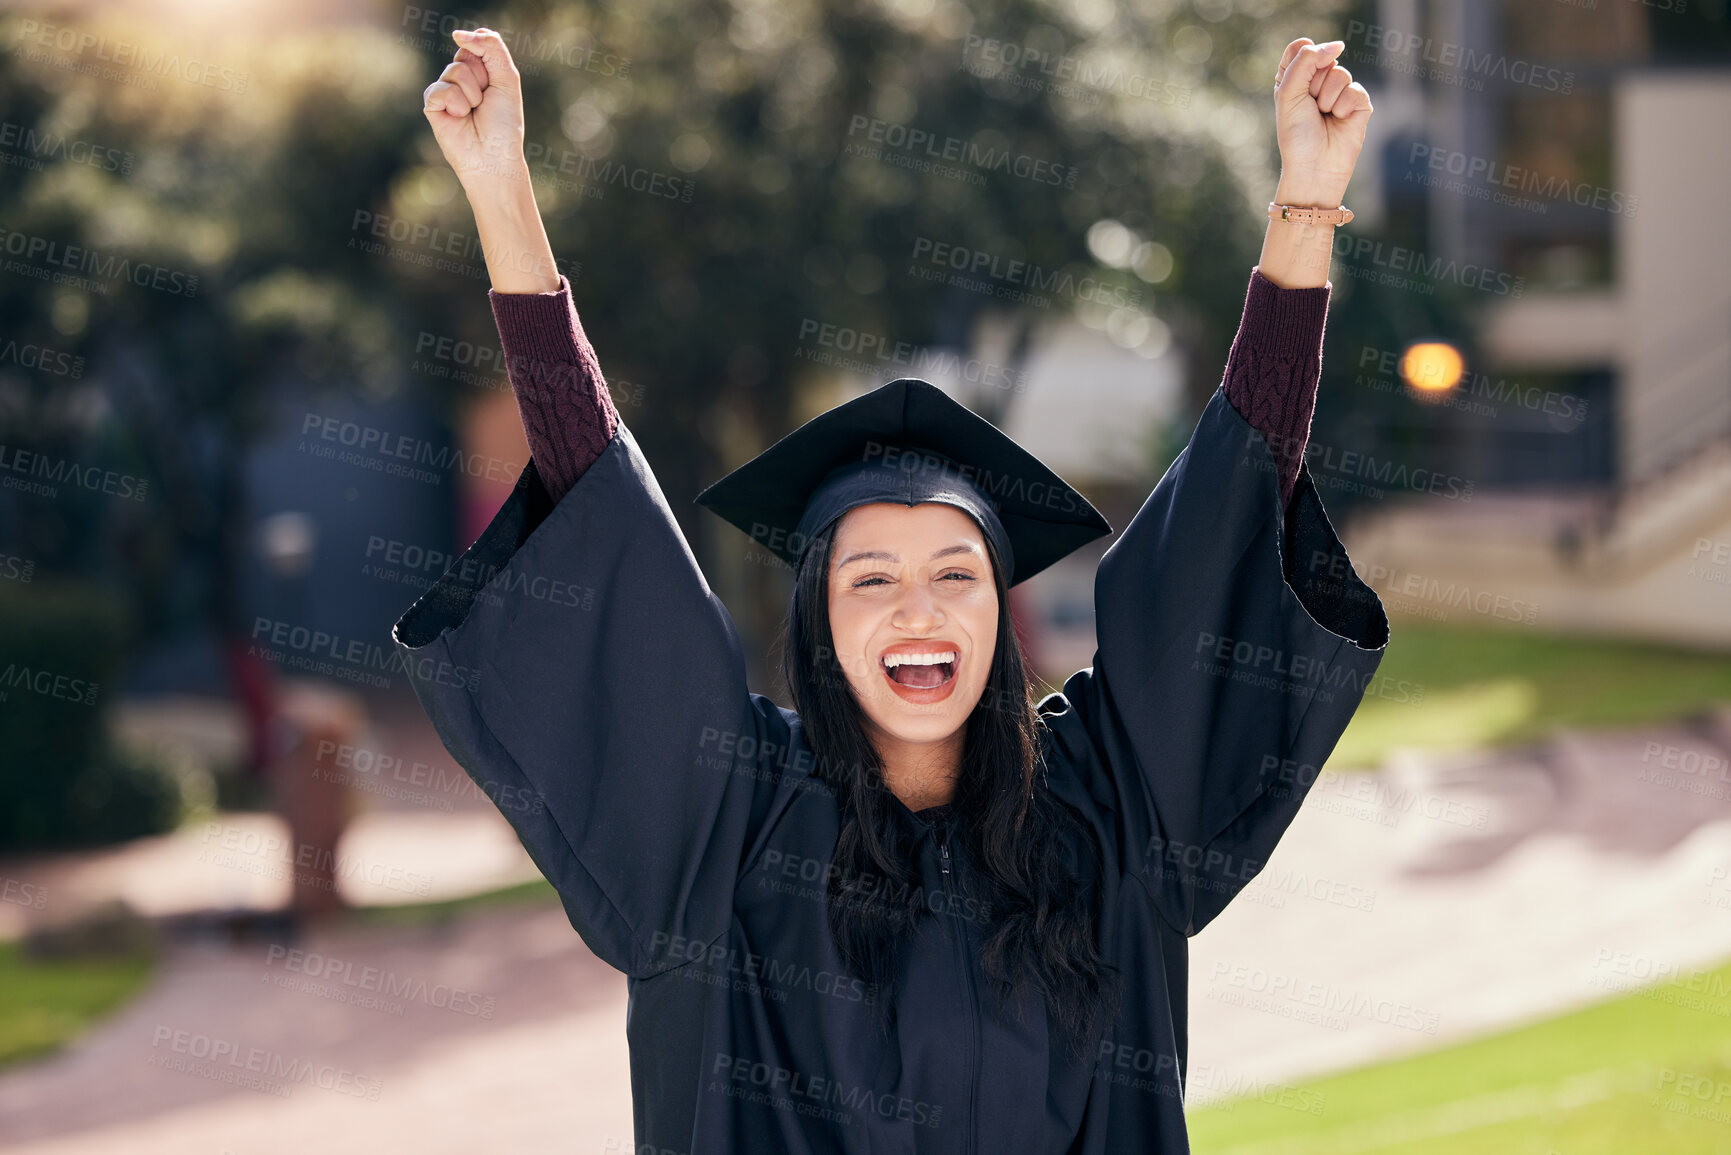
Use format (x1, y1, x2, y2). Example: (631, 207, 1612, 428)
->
(2, 709, 1729, 1150)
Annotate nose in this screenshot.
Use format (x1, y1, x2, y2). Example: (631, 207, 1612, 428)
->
(891, 575, 944, 633)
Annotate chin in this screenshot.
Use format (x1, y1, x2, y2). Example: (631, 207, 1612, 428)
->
(866, 706, 971, 746)
(851, 673, 983, 747)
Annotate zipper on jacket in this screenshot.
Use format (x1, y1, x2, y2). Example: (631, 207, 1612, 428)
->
(934, 818, 978, 1155)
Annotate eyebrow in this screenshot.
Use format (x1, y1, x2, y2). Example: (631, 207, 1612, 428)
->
(836, 543, 983, 568)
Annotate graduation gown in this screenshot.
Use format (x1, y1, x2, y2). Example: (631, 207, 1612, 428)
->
(391, 383, 1390, 1154)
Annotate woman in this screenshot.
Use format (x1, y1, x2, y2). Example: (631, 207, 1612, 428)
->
(401, 27, 1387, 1154)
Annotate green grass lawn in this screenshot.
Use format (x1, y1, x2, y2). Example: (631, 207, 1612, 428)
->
(1328, 623, 1731, 770)
(1188, 956, 1731, 1154)
(345, 875, 558, 928)
(0, 941, 155, 1069)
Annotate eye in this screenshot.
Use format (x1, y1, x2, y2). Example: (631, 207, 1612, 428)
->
(938, 570, 976, 582)
(850, 574, 891, 589)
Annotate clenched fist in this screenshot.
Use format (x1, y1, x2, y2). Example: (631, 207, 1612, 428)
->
(1271, 37, 1375, 209)
(422, 27, 527, 189)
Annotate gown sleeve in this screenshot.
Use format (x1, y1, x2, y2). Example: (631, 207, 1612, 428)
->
(390, 288, 792, 980)
(1042, 267, 1391, 937)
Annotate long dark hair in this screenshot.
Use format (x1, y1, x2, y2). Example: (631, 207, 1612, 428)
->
(780, 520, 1119, 1062)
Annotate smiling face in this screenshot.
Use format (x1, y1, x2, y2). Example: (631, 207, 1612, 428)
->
(825, 501, 1001, 752)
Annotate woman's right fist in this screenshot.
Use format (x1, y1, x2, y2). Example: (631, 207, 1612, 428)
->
(422, 28, 525, 187)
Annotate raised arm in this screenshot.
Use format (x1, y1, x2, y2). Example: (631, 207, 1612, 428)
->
(1042, 38, 1386, 936)
(406, 30, 795, 976)
(1220, 36, 1373, 510)
(424, 26, 617, 503)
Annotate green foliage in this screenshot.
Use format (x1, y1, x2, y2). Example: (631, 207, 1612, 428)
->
(0, 581, 181, 850)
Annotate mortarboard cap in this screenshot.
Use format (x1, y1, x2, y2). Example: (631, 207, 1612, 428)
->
(694, 378, 1111, 586)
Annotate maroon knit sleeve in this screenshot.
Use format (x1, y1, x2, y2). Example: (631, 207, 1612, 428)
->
(487, 274, 619, 504)
(1220, 267, 1331, 509)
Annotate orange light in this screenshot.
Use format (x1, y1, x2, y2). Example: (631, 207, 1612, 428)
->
(1399, 342, 1464, 395)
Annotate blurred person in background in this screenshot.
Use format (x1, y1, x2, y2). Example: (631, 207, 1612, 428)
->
(395, 26, 1385, 1154)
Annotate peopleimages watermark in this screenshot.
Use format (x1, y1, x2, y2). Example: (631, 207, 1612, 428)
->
(908, 236, 1142, 310)
(1186, 1063, 1328, 1116)
(0, 661, 99, 707)
(1190, 630, 1427, 709)
(148, 1025, 381, 1100)
(0, 337, 84, 379)
(843, 114, 1077, 189)
(693, 725, 893, 806)
(1240, 865, 1377, 915)
(298, 412, 519, 488)
(197, 821, 435, 898)
(0, 119, 132, 175)
(0, 225, 198, 298)
(861, 440, 1085, 513)
(0, 551, 33, 583)
(524, 140, 695, 203)
(1253, 428, 1478, 503)
(314, 738, 547, 817)
(1705, 864, 1731, 916)
(755, 848, 993, 925)
(1689, 537, 1731, 588)
(0, 444, 149, 502)
(1264, 756, 1492, 832)
(1308, 550, 1542, 627)
(13, 20, 251, 95)
(734, 441, 1079, 565)
(396, 6, 630, 80)
(1095, 1039, 1182, 1100)
(348, 209, 582, 284)
(1206, 962, 1442, 1035)
(709, 1052, 943, 1129)
(410, 328, 644, 410)
(1656, 1066, 1731, 1128)
(646, 932, 878, 1008)
(1406, 143, 1637, 217)
(1638, 739, 1730, 803)
(1143, 835, 1262, 898)
(960, 33, 1191, 108)
(249, 615, 481, 693)
(1355, 344, 1590, 426)
(1, 876, 48, 911)
(1331, 234, 1525, 298)
(1092, 1040, 1329, 1116)
(794, 317, 1028, 393)
(1587, 946, 1731, 1017)
(361, 534, 596, 614)
(1344, 19, 1574, 93)
(261, 943, 497, 1019)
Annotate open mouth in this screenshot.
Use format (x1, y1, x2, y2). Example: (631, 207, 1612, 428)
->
(881, 649, 958, 690)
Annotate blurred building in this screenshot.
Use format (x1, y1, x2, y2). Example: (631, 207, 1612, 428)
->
(1341, 0, 1731, 647)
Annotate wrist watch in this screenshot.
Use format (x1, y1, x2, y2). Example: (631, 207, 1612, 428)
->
(1268, 202, 1354, 226)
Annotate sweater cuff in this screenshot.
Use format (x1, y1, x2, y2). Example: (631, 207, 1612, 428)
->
(488, 274, 587, 368)
(1242, 266, 1330, 361)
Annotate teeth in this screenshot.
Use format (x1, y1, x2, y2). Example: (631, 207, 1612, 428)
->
(882, 651, 958, 668)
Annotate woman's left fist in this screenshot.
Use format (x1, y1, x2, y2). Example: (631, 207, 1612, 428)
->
(1271, 37, 1374, 208)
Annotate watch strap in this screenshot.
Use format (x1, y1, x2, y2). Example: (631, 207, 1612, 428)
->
(1267, 202, 1355, 226)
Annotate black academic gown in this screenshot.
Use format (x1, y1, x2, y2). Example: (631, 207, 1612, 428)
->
(392, 384, 1390, 1154)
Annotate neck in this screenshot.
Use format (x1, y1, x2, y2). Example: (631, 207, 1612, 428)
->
(868, 723, 964, 812)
